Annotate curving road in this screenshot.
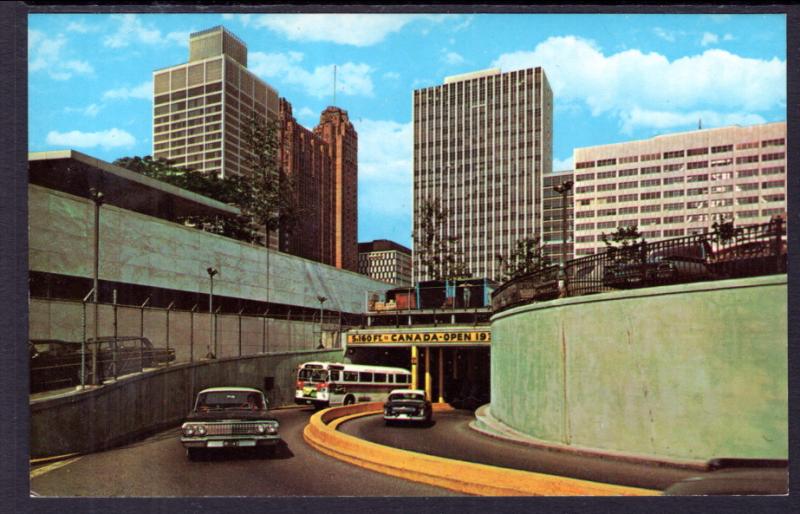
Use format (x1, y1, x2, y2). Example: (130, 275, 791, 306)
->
(30, 405, 701, 496)
(338, 409, 698, 491)
(29, 407, 457, 497)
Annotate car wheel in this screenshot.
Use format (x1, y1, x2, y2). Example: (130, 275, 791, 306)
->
(186, 448, 202, 461)
(343, 395, 355, 406)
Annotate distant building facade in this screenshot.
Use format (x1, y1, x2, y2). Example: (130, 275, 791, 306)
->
(572, 122, 787, 256)
(412, 67, 553, 282)
(542, 171, 574, 263)
(153, 26, 357, 270)
(358, 240, 413, 287)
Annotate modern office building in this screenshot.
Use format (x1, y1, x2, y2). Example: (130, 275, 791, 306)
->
(571, 122, 787, 256)
(542, 171, 574, 263)
(412, 67, 553, 282)
(358, 239, 413, 287)
(153, 26, 358, 270)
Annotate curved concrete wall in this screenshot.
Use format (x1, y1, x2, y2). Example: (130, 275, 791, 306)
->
(490, 275, 787, 462)
(30, 349, 341, 458)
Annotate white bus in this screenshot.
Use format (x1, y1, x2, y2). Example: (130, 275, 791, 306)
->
(295, 361, 412, 409)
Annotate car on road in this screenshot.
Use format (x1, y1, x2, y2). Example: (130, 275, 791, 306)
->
(181, 387, 280, 460)
(383, 389, 432, 426)
(29, 340, 84, 392)
(603, 241, 714, 289)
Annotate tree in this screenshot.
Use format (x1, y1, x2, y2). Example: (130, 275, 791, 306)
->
(113, 156, 255, 240)
(239, 114, 298, 247)
(600, 225, 646, 263)
(413, 198, 471, 281)
(495, 236, 551, 281)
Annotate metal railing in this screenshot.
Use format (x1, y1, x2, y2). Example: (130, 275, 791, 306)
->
(492, 219, 786, 313)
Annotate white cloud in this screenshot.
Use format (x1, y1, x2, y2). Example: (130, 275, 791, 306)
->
(295, 106, 316, 121)
(620, 108, 766, 134)
(102, 81, 153, 101)
(29, 29, 93, 80)
(166, 30, 194, 48)
(353, 119, 412, 183)
(65, 103, 102, 117)
(700, 32, 719, 46)
(492, 36, 785, 131)
(104, 14, 162, 48)
(443, 50, 465, 65)
(723, 33, 735, 41)
(383, 71, 400, 80)
(66, 21, 97, 33)
(250, 52, 374, 98)
(45, 128, 136, 150)
(653, 27, 676, 42)
(552, 156, 573, 172)
(250, 14, 453, 46)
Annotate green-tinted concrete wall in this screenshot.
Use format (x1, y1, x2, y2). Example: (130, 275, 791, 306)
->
(29, 185, 389, 313)
(491, 276, 787, 462)
(30, 349, 342, 457)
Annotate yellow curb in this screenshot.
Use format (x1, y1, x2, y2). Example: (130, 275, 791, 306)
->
(304, 403, 659, 496)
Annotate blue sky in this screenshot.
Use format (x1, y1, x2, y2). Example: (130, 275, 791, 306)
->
(29, 13, 786, 248)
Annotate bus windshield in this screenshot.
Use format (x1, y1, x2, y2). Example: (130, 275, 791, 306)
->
(299, 368, 328, 382)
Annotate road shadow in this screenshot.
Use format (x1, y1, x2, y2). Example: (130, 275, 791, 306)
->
(192, 440, 294, 462)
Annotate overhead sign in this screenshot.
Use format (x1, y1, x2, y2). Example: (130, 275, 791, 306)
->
(347, 331, 491, 345)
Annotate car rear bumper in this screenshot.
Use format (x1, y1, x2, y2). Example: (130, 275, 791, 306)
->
(181, 435, 280, 448)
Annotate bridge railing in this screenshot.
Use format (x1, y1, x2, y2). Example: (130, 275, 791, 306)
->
(492, 218, 786, 313)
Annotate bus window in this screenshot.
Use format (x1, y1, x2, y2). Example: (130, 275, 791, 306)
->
(375, 373, 386, 383)
(360, 372, 373, 382)
(387, 374, 395, 383)
(330, 370, 341, 382)
(344, 371, 358, 382)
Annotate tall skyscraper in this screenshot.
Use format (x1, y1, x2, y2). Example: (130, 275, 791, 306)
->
(152, 26, 358, 270)
(152, 26, 280, 179)
(571, 122, 787, 256)
(358, 239, 413, 287)
(412, 67, 553, 282)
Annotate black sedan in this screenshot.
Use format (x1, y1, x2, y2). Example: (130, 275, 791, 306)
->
(383, 389, 433, 426)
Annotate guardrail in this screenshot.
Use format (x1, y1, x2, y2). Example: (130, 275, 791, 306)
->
(303, 403, 656, 496)
(492, 219, 786, 313)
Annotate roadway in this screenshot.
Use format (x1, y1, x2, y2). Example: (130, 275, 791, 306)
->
(30, 406, 698, 496)
(29, 406, 457, 497)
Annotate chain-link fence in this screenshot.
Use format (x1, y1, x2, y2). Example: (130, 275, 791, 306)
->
(29, 296, 346, 392)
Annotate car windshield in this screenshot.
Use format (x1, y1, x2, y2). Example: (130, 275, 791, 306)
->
(298, 368, 328, 382)
(389, 393, 424, 401)
(196, 391, 265, 411)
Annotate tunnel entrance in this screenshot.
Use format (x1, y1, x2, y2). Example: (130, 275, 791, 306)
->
(346, 345, 490, 410)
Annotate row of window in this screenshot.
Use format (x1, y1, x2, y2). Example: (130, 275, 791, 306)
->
(575, 139, 785, 169)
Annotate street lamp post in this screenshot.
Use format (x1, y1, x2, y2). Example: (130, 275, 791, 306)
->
(553, 180, 574, 264)
(317, 296, 326, 349)
(207, 267, 218, 359)
(89, 187, 104, 385)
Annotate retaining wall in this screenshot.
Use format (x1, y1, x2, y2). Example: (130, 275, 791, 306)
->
(30, 349, 342, 458)
(490, 275, 787, 462)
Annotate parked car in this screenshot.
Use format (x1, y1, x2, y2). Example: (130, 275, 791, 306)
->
(181, 387, 280, 460)
(603, 241, 714, 289)
(87, 336, 175, 378)
(710, 239, 787, 279)
(383, 389, 432, 426)
(29, 340, 84, 392)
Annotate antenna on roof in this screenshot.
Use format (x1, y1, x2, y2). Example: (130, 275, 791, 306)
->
(333, 64, 337, 107)
(698, 118, 702, 130)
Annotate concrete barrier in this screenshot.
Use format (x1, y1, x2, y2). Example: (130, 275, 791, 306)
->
(303, 403, 657, 496)
(30, 349, 341, 458)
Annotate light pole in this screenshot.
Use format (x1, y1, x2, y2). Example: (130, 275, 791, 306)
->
(206, 267, 218, 358)
(553, 180, 574, 264)
(317, 296, 326, 349)
(89, 187, 104, 385)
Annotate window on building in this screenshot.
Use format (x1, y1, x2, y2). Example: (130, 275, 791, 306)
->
(761, 138, 785, 148)
(619, 155, 639, 164)
(619, 206, 638, 215)
(618, 168, 638, 177)
(687, 147, 708, 156)
(761, 180, 784, 189)
(619, 181, 638, 190)
(736, 155, 759, 164)
(711, 144, 733, 153)
(664, 202, 684, 211)
(663, 150, 685, 159)
(618, 193, 638, 202)
(663, 163, 683, 172)
(687, 161, 708, 170)
(761, 152, 785, 161)
(640, 152, 660, 162)
(575, 161, 596, 169)
(641, 178, 661, 187)
(641, 192, 661, 200)
(761, 166, 785, 175)
(736, 141, 758, 150)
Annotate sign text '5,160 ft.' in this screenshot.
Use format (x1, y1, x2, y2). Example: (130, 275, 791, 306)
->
(347, 331, 491, 344)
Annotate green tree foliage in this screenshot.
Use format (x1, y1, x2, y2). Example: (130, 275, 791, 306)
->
(600, 224, 646, 263)
(495, 236, 551, 281)
(413, 198, 471, 281)
(240, 114, 298, 246)
(114, 116, 297, 247)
